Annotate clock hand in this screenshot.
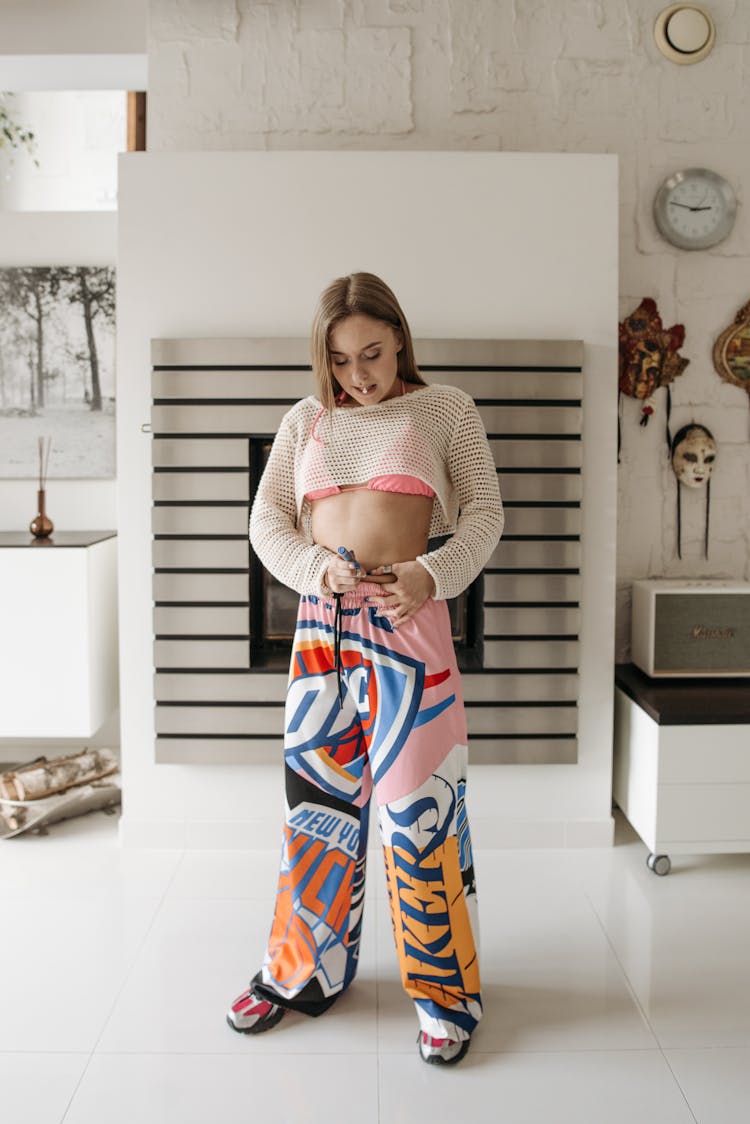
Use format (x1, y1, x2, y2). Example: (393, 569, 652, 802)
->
(669, 202, 713, 211)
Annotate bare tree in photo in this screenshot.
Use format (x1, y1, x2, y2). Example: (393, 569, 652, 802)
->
(54, 267, 115, 411)
(0, 264, 116, 478)
(0, 267, 53, 411)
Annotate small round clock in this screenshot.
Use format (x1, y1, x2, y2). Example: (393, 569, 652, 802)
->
(653, 168, 737, 250)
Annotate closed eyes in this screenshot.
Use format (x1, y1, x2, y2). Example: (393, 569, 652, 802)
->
(332, 351, 381, 366)
(683, 452, 715, 464)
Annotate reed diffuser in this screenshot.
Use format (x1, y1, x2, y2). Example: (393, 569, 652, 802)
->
(29, 435, 54, 538)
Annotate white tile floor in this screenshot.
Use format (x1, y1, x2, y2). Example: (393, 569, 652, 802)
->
(1, 810, 749, 1123)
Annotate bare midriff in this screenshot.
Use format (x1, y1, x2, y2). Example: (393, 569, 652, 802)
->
(310, 486, 434, 581)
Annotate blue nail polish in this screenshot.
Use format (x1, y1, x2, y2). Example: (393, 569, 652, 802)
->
(338, 545, 360, 570)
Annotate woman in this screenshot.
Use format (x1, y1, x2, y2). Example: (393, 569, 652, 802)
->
(226, 272, 504, 1065)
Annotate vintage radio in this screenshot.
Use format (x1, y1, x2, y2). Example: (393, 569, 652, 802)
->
(631, 579, 750, 678)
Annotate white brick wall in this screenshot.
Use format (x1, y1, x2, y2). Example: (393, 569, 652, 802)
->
(148, 0, 750, 659)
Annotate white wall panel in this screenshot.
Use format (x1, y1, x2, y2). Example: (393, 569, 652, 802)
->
(116, 150, 617, 848)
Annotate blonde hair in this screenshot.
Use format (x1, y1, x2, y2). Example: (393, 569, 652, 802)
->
(311, 272, 425, 410)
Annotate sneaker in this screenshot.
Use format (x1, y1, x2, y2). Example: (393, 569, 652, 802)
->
(226, 985, 286, 1034)
(417, 1030, 471, 1066)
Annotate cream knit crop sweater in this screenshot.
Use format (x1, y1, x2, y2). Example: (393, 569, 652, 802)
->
(249, 384, 504, 601)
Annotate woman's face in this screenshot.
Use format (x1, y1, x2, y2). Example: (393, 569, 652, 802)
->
(672, 428, 717, 488)
(328, 314, 403, 406)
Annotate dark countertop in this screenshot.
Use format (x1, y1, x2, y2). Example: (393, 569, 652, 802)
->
(615, 662, 750, 726)
(0, 531, 117, 548)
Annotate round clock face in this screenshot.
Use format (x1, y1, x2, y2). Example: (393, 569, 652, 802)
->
(654, 168, 736, 250)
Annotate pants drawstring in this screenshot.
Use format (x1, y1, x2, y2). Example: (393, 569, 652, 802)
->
(333, 592, 344, 707)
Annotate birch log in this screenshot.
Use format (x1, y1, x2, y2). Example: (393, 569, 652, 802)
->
(0, 777, 121, 839)
(0, 749, 118, 802)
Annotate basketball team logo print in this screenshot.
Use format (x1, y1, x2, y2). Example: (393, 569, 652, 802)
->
(264, 799, 367, 999)
(379, 763, 481, 1038)
(284, 617, 457, 801)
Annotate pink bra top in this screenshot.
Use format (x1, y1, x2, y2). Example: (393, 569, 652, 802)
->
(305, 474, 435, 503)
(305, 381, 436, 503)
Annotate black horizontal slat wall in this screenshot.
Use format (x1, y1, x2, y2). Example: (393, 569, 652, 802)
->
(151, 337, 584, 766)
(403, 345, 584, 765)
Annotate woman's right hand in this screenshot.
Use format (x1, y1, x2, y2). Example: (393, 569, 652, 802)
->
(324, 549, 362, 594)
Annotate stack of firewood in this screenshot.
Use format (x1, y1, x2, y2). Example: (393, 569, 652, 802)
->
(0, 749, 120, 838)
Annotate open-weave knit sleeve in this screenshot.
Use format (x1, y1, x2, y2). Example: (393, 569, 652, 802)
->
(416, 393, 504, 600)
(249, 413, 333, 596)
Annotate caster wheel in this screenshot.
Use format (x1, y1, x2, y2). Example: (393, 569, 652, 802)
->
(647, 853, 671, 876)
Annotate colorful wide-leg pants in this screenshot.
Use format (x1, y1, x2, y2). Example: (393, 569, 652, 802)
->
(254, 584, 482, 1043)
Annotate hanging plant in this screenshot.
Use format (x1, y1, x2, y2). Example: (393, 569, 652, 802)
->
(0, 92, 39, 166)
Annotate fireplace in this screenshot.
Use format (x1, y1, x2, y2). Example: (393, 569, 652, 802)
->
(151, 336, 583, 766)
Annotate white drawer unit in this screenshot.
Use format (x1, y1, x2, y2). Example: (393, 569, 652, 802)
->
(613, 663, 750, 875)
(0, 532, 119, 739)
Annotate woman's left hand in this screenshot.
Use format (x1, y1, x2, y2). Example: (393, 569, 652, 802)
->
(365, 560, 436, 627)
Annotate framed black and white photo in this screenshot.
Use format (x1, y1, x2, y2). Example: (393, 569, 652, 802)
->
(0, 265, 116, 478)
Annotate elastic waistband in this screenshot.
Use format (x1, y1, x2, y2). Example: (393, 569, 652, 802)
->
(333, 581, 392, 608)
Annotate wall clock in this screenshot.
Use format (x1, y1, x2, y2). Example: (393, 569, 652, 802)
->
(653, 168, 737, 250)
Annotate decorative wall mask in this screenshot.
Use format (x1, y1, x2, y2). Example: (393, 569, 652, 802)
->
(670, 423, 716, 559)
(713, 299, 750, 415)
(618, 298, 689, 456)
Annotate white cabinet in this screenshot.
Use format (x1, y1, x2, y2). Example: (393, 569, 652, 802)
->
(613, 664, 750, 873)
(0, 532, 118, 738)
